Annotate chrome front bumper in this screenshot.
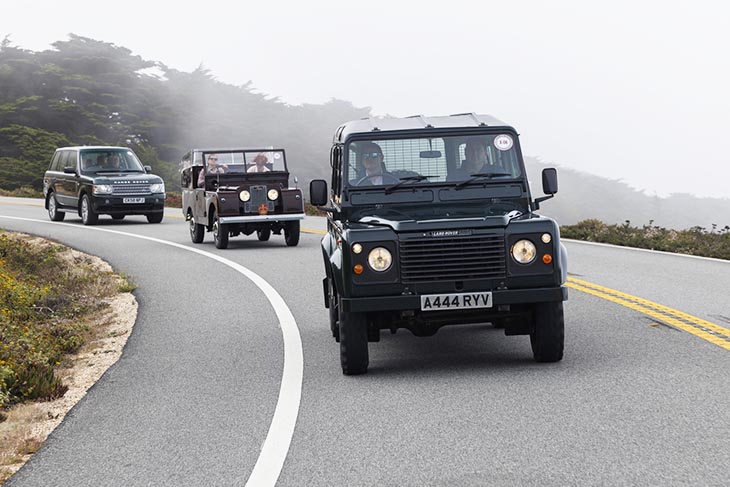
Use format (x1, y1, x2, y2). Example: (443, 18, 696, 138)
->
(218, 213, 305, 224)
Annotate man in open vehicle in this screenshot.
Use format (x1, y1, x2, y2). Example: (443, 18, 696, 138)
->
(181, 148, 305, 249)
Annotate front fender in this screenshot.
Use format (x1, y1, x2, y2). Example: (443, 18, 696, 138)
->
(558, 241, 568, 285)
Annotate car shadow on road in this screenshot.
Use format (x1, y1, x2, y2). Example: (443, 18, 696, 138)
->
(362, 324, 558, 377)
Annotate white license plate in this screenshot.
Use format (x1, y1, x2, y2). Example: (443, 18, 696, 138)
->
(123, 197, 145, 204)
(421, 292, 493, 311)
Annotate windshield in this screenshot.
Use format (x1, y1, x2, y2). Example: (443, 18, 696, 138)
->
(345, 133, 522, 187)
(201, 150, 287, 174)
(80, 149, 145, 174)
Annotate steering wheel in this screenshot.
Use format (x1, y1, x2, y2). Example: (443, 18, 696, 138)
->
(355, 173, 400, 186)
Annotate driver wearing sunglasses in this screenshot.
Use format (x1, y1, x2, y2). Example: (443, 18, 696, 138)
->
(197, 153, 228, 187)
(355, 142, 395, 186)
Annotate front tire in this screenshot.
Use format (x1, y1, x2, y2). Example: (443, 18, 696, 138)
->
(80, 194, 98, 225)
(339, 306, 368, 375)
(530, 302, 564, 362)
(212, 211, 229, 249)
(284, 220, 300, 247)
(257, 228, 271, 241)
(189, 215, 205, 243)
(146, 212, 163, 224)
(47, 192, 65, 221)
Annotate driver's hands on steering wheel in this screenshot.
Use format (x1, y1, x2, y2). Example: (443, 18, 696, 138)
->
(355, 173, 400, 186)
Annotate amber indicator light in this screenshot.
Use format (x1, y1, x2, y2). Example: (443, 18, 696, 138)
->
(542, 254, 553, 264)
(353, 264, 364, 275)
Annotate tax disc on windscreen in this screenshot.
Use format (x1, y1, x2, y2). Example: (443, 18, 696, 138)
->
(273, 152, 281, 159)
(494, 134, 514, 151)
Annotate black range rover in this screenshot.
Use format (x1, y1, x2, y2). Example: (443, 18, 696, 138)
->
(43, 146, 166, 225)
(310, 113, 568, 375)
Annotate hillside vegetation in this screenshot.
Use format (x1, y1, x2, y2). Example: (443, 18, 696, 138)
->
(0, 35, 367, 193)
(1, 35, 728, 231)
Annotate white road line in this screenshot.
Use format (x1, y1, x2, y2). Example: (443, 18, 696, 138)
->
(0, 215, 301, 487)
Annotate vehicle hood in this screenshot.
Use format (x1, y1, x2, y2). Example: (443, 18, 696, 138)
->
(352, 214, 515, 232)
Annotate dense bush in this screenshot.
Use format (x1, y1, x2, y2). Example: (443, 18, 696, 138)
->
(561, 219, 730, 260)
(0, 234, 124, 412)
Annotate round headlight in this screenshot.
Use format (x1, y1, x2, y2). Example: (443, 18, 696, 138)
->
(511, 239, 537, 264)
(267, 189, 279, 201)
(239, 190, 251, 202)
(367, 247, 392, 272)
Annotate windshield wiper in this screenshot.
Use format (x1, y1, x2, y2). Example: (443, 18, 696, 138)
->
(454, 172, 513, 190)
(385, 175, 436, 194)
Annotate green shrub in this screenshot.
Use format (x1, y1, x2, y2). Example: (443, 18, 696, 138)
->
(561, 220, 730, 260)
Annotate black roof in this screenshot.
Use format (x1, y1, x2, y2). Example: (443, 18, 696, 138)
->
(334, 113, 514, 143)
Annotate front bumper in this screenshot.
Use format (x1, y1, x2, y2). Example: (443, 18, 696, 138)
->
(341, 286, 567, 313)
(92, 194, 165, 214)
(218, 213, 305, 224)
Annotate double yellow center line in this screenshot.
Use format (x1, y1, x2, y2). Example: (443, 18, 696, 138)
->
(567, 277, 730, 351)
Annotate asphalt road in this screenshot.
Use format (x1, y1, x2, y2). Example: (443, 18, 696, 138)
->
(2, 197, 729, 486)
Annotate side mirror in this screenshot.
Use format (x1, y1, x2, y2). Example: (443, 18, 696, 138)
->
(144, 165, 152, 173)
(309, 179, 328, 206)
(542, 168, 558, 194)
(63, 166, 76, 174)
(534, 168, 558, 210)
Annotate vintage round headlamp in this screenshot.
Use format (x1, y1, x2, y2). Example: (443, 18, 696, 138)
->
(511, 239, 537, 264)
(367, 247, 392, 272)
(267, 189, 279, 201)
(239, 190, 251, 202)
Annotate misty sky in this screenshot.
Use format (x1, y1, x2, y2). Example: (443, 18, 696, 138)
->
(4, 0, 730, 198)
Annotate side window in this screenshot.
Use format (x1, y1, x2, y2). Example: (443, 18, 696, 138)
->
(59, 151, 71, 170)
(65, 151, 78, 170)
(49, 151, 62, 171)
(330, 145, 342, 196)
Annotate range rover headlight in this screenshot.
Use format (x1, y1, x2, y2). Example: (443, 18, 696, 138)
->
(367, 247, 392, 272)
(92, 184, 113, 195)
(150, 182, 165, 194)
(267, 189, 279, 201)
(511, 239, 537, 264)
(239, 190, 251, 202)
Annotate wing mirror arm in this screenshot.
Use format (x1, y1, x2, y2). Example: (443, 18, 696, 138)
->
(533, 168, 558, 210)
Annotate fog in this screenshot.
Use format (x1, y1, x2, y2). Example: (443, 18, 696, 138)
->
(3, 0, 730, 198)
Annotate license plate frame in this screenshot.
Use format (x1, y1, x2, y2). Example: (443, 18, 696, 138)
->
(123, 197, 145, 204)
(420, 292, 493, 311)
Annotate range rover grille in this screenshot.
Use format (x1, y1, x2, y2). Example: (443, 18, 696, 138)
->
(112, 184, 151, 195)
(399, 233, 506, 283)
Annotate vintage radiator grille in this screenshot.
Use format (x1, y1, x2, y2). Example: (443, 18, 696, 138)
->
(243, 185, 274, 213)
(399, 232, 506, 283)
(112, 184, 151, 195)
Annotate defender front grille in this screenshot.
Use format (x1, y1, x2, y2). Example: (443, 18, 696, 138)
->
(399, 233, 506, 283)
(112, 184, 151, 195)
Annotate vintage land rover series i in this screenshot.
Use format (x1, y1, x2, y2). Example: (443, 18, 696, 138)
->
(180, 148, 305, 249)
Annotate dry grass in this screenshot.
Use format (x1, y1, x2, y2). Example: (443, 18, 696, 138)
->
(0, 232, 137, 484)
